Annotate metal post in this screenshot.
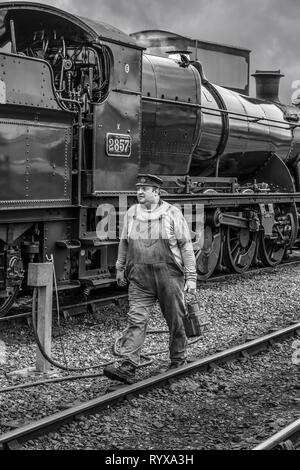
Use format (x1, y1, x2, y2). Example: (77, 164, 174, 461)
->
(28, 263, 53, 373)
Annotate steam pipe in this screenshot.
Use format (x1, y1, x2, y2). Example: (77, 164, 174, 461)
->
(9, 20, 17, 54)
(142, 95, 299, 129)
(60, 98, 83, 206)
(293, 158, 300, 192)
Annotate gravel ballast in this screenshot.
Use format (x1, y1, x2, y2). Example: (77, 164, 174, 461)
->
(1, 262, 300, 448)
(22, 336, 300, 450)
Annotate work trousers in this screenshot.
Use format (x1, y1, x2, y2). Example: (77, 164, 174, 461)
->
(117, 211, 188, 366)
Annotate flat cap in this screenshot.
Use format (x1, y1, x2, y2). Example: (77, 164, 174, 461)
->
(136, 174, 163, 188)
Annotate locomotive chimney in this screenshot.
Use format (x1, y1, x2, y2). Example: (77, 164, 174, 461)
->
(252, 70, 284, 102)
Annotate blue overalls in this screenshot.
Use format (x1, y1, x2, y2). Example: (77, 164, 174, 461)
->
(118, 205, 188, 366)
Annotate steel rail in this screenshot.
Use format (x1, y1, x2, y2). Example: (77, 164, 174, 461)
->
(0, 312, 32, 323)
(204, 257, 300, 283)
(253, 418, 300, 450)
(0, 292, 129, 324)
(1, 321, 300, 449)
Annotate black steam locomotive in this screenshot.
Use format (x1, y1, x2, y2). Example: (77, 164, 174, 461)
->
(0, 2, 300, 316)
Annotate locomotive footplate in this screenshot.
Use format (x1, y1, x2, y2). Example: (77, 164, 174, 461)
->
(77, 232, 118, 288)
(79, 276, 116, 287)
(79, 236, 119, 248)
(164, 192, 300, 207)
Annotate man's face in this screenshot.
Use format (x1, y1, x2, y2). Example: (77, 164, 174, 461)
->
(136, 185, 158, 205)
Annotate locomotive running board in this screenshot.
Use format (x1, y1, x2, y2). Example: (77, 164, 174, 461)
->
(79, 277, 116, 287)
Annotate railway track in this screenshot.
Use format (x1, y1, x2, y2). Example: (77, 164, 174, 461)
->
(0, 321, 299, 450)
(253, 418, 300, 450)
(1, 254, 300, 325)
(0, 292, 129, 324)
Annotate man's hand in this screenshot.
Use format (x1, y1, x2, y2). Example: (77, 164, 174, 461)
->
(116, 269, 127, 287)
(184, 280, 197, 294)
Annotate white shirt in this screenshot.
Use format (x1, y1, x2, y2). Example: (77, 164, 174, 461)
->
(116, 201, 197, 281)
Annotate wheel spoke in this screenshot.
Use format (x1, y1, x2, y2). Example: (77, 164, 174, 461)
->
(232, 249, 241, 265)
(259, 206, 298, 267)
(196, 228, 221, 280)
(231, 241, 240, 256)
(223, 226, 257, 273)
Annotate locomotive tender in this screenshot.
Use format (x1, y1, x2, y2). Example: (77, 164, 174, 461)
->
(0, 1, 300, 316)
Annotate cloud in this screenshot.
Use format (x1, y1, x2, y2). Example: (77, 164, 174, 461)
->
(0, 0, 299, 102)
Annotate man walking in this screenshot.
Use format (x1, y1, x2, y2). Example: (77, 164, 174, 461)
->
(103, 174, 197, 384)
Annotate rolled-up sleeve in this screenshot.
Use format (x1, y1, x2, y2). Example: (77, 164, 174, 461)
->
(116, 212, 129, 271)
(172, 208, 197, 282)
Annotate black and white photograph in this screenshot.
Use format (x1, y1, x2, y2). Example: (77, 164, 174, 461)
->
(0, 0, 300, 456)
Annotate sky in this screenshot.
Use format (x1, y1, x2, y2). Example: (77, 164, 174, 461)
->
(0, 0, 299, 103)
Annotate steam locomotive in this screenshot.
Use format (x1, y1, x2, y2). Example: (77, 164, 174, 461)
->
(0, 2, 300, 316)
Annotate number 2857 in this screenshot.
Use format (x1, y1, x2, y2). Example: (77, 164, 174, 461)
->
(106, 133, 131, 157)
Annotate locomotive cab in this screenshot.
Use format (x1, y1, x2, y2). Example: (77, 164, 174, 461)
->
(0, 2, 143, 193)
(0, 2, 143, 313)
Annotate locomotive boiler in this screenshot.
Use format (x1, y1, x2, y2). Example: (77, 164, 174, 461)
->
(0, 1, 299, 316)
